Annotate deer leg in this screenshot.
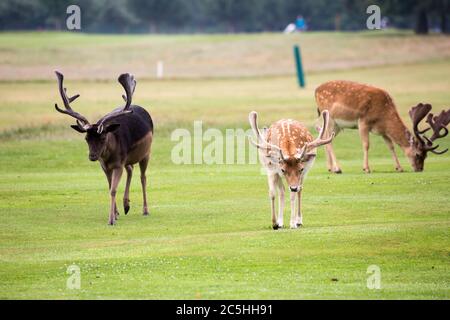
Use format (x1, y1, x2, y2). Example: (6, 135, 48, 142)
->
(321, 118, 341, 173)
(324, 145, 333, 172)
(358, 120, 371, 173)
(276, 175, 285, 229)
(103, 168, 112, 189)
(289, 191, 298, 229)
(123, 165, 133, 215)
(139, 156, 150, 216)
(268, 173, 279, 229)
(109, 167, 123, 225)
(296, 187, 303, 227)
(103, 168, 119, 218)
(383, 136, 403, 172)
(325, 143, 342, 173)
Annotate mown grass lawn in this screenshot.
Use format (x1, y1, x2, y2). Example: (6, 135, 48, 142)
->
(1, 30, 449, 80)
(0, 31, 449, 299)
(0, 130, 449, 299)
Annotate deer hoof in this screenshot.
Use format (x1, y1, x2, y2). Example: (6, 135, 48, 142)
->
(363, 168, 371, 174)
(296, 223, 303, 227)
(334, 169, 342, 174)
(124, 204, 130, 215)
(396, 167, 404, 172)
(143, 211, 150, 216)
(272, 223, 280, 230)
(108, 220, 116, 226)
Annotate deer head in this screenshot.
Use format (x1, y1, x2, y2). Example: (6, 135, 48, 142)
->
(408, 103, 450, 171)
(54, 71, 135, 161)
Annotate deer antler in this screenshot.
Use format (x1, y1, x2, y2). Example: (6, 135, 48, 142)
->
(306, 110, 335, 150)
(248, 111, 286, 160)
(426, 110, 450, 142)
(97, 73, 135, 133)
(409, 103, 432, 145)
(54, 71, 90, 130)
(409, 103, 450, 155)
(119, 73, 136, 108)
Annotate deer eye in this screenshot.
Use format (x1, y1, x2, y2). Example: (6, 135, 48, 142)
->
(299, 168, 304, 173)
(281, 169, 286, 174)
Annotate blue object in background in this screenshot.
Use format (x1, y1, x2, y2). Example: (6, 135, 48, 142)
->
(296, 15, 306, 31)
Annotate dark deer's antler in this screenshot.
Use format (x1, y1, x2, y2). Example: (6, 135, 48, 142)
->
(54, 71, 90, 130)
(409, 103, 450, 155)
(119, 73, 136, 109)
(97, 73, 135, 133)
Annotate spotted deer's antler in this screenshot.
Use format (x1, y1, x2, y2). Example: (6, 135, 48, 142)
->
(305, 110, 335, 151)
(248, 111, 286, 160)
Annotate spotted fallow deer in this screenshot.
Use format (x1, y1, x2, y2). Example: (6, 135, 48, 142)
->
(315, 80, 450, 173)
(249, 111, 334, 229)
(54, 71, 154, 225)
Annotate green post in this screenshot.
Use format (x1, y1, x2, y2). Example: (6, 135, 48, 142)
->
(294, 45, 305, 88)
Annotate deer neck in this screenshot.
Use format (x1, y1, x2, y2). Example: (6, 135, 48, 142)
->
(100, 133, 120, 163)
(385, 115, 414, 153)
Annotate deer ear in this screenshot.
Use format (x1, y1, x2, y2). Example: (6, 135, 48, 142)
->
(302, 153, 316, 162)
(105, 123, 120, 133)
(70, 125, 86, 133)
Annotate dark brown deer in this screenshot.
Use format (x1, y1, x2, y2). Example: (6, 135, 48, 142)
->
(315, 80, 450, 173)
(54, 71, 154, 225)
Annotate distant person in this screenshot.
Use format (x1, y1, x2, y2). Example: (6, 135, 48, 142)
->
(284, 23, 296, 34)
(381, 17, 389, 29)
(295, 15, 307, 31)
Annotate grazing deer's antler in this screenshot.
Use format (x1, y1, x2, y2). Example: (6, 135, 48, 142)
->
(97, 73, 136, 133)
(409, 103, 432, 145)
(426, 110, 450, 141)
(422, 110, 450, 155)
(409, 103, 450, 155)
(54, 71, 90, 131)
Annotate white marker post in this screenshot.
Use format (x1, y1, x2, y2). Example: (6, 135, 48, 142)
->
(156, 61, 164, 79)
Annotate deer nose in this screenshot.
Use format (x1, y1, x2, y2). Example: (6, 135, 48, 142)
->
(89, 154, 98, 161)
(290, 186, 299, 192)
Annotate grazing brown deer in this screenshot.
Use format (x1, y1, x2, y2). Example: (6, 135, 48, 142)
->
(249, 111, 334, 229)
(54, 71, 154, 225)
(315, 80, 450, 173)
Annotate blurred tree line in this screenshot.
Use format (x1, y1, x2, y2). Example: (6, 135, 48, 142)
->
(0, 0, 448, 33)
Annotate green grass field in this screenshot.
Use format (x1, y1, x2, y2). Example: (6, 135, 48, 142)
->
(0, 31, 449, 299)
